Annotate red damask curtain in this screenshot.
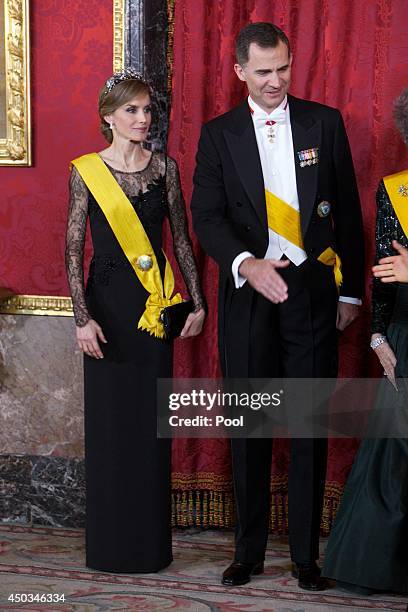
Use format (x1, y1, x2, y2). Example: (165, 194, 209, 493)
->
(167, 0, 408, 533)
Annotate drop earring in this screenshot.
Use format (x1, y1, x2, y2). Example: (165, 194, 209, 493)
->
(109, 122, 114, 130)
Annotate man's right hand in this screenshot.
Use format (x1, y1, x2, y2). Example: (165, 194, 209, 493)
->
(238, 257, 290, 303)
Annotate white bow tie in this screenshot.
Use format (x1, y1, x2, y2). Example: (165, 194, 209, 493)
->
(254, 107, 287, 130)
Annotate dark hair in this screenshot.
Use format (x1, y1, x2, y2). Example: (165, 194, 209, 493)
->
(394, 87, 408, 145)
(236, 22, 291, 66)
(98, 78, 150, 143)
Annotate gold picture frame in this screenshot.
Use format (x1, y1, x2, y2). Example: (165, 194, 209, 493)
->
(0, 0, 31, 166)
(113, 0, 125, 72)
(0, 294, 73, 316)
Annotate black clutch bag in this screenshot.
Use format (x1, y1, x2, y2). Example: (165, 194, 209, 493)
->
(160, 300, 194, 339)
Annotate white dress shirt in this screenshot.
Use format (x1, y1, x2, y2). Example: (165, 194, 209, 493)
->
(231, 95, 361, 305)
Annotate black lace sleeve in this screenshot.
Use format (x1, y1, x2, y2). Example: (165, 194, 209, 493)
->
(65, 166, 91, 327)
(371, 180, 407, 334)
(166, 156, 206, 311)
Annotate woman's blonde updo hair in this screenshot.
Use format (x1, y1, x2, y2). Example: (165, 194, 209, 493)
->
(98, 69, 150, 143)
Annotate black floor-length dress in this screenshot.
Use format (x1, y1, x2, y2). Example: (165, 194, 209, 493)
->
(322, 180, 408, 594)
(66, 152, 204, 573)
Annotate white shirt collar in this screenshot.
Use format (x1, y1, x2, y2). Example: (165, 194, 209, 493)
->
(248, 95, 288, 119)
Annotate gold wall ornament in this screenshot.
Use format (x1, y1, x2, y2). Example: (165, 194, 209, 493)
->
(0, 0, 31, 166)
(0, 294, 74, 316)
(167, 0, 175, 94)
(113, 0, 126, 71)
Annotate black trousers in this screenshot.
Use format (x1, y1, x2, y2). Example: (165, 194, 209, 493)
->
(225, 259, 338, 564)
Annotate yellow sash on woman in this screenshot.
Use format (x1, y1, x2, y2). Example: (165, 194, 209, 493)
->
(265, 188, 342, 289)
(384, 170, 408, 238)
(71, 152, 182, 338)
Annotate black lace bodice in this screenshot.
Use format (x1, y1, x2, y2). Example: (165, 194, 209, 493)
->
(371, 180, 408, 334)
(65, 152, 205, 326)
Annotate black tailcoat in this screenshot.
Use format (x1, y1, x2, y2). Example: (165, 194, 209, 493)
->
(191, 95, 364, 376)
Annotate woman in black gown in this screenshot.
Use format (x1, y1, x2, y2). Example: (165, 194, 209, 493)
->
(65, 69, 205, 573)
(322, 88, 408, 594)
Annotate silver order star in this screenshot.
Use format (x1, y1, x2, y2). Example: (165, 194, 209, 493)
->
(398, 183, 408, 197)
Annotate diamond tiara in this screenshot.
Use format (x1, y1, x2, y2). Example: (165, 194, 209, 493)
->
(104, 68, 146, 94)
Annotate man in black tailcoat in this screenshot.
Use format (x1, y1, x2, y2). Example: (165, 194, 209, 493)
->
(190, 22, 364, 591)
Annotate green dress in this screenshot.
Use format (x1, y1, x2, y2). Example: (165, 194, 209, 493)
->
(322, 180, 408, 594)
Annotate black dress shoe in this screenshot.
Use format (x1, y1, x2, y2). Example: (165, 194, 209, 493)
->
(291, 563, 327, 591)
(222, 561, 264, 586)
(291, 561, 321, 578)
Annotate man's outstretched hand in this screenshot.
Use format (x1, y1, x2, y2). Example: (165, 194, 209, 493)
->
(238, 257, 290, 303)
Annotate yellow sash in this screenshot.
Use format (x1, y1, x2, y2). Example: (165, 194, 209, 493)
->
(383, 170, 408, 238)
(265, 189, 304, 249)
(317, 247, 343, 289)
(71, 152, 182, 338)
(265, 188, 342, 289)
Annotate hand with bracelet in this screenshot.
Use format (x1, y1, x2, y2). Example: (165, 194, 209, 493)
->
(370, 333, 397, 389)
(370, 241, 408, 388)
